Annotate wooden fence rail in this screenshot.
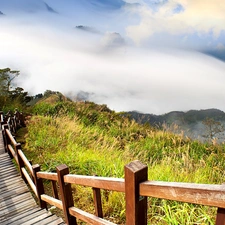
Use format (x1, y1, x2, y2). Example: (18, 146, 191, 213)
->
(1, 111, 225, 224)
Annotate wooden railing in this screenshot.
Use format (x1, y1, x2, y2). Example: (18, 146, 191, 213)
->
(1, 111, 225, 225)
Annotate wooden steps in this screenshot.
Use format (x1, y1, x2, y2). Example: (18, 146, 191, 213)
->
(0, 130, 65, 225)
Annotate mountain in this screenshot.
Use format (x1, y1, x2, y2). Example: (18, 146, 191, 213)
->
(127, 109, 225, 142)
(75, 25, 100, 34)
(43, 2, 57, 13)
(0, 0, 57, 14)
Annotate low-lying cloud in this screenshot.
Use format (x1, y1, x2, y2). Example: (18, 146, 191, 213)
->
(0, 0, 225, 114)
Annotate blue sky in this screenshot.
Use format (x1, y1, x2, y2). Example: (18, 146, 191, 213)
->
(0, 0, 225, 114)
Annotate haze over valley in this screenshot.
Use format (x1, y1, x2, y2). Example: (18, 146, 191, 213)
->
(1, 0, 225, 114)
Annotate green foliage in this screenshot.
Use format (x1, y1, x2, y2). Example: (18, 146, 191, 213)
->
(0, 68, 32, 112)
(202, 117, 224, 140)
(0, 68, 19, 94)
(22, 98, 225, 224)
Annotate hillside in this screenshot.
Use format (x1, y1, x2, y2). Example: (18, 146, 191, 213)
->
(127, 109, 225, 142)
(15, 92, 225, 224)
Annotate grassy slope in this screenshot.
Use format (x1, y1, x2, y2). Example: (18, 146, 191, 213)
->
(21, 95, 225, 224)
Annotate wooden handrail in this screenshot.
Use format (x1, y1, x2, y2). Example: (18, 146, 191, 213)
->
(41, 194, 63, 209)
(37, 171, 58, 181)
(140, 181, 225, 208)
(2, 110, 225, 225)
(21, 167, 37, 197)
(64, 175, 125, 192)
(69, 207, 117, 225)
(18, 149, 33, 176)
(7, 144, 18, 164)
(5, 129, 17, 146)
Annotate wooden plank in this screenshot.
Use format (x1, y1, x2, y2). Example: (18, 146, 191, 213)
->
(0, 179, 25, 190)
(5, 129, 17, 146)
(0, 179, 25, 191)
(41, 194, 63, 209)
(37, 171, 58, 181)
(10, 211, 61, 225)
(21, 167, 37, 196)
(21, 211, 53, 225)
(0, 164, 17, 171)
(0, 199, 37, 220)
(0, 171, 19, 178)
(0, 172, 21, 179)
(0, 160, 14, 165)
(69, 207, 117, 225)
(0, 171, 20, 178)
(33, 214, 63, 225)
(2, 207, 46, 225)
(18, 149, 33, 176)
(0, 176, 24, 185)
(64, 174, 125, 192)
(0, 192, 33, 210)
(0, 186, 28, 200)
(140, 181, 225, 208)
(47, 217, 65, 225)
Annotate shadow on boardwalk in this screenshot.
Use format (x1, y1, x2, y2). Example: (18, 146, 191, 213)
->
(0, 130, 65, 225)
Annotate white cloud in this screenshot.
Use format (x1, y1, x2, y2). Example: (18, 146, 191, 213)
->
(1, 1, 225, 114)
(126, 0, 225, 45)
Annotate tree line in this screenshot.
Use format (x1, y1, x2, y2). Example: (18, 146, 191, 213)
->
(0, 68, 32, 111)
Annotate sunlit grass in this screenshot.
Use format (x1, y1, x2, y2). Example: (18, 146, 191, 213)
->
(21, 101, 225, 224)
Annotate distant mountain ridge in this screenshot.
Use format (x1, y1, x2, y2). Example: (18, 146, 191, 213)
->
(0, 0, 57, 14)
(127, 108, 225, 126)
(127, 109, 225, 142)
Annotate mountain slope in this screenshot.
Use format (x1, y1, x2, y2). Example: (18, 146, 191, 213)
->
(127, 108, 225, 142)
(0, 0, 57, 14)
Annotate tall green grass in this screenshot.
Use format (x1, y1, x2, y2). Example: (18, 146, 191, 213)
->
(22, 100, 225, 224)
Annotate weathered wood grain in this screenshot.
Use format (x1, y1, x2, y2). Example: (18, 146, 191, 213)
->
(0, 128, 65, 225)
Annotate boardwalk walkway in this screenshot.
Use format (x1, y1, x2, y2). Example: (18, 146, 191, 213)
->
(0, 130, 65, 225)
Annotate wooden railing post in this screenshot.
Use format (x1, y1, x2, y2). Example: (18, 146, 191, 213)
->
(125, 160, 148, 225)
(92, 187, 103, 218)
(2, 124, 8, 153)
(19, 112, 25, 127)
(15, 143, 26, 181)
(51, 180, 59, 199)
(2, 124, 12, 156)
(57, 164, 77, 225)
(0, 111, 4, 127)
(216, 208, 225, 225)
(33, 164, 47, 209)
(11, 116, 16, 133)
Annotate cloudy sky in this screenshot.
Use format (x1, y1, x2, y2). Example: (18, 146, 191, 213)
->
(0, 0, 225, 114)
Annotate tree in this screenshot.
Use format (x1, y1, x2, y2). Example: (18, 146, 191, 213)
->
(0, 68, 32, 110)
(10, 87, 32, 104)
(0, 68, 20, 95)
(202, 118, 224, 141)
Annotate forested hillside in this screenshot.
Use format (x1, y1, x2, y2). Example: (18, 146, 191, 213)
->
(2, 68, 225, 224)
(127, 109, 225, 142)
(19, 92, 225, 224)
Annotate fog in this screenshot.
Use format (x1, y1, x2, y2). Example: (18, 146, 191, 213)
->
(0, 0, 225, 114)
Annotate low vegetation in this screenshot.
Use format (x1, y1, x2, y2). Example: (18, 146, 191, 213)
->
(20, 95, 225, 224)
(2, 68, 225, 224)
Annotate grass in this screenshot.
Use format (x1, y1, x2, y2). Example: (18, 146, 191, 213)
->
(18, 100, 225, 224)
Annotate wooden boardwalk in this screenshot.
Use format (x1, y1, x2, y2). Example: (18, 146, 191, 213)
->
(0, 131, 65, 225)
